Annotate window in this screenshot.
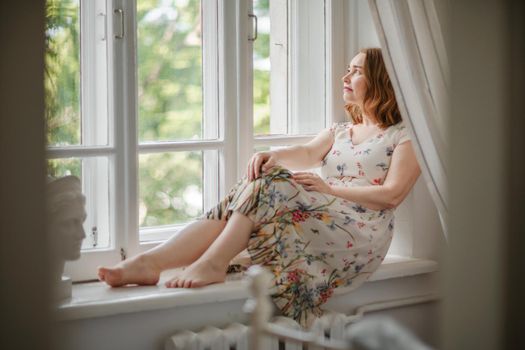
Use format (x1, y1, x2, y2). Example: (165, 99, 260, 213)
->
(45, 0, 334, 281)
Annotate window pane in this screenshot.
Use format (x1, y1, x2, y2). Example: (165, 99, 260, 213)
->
(253, 0, 271, 136)
(45, 0, 81, 146)
(254, 0, 327, 137)
(137, 0, 204, 142)
(139, 151, 203, 228)
(47, 157, 111, 250)
(45, 0, 110, 147)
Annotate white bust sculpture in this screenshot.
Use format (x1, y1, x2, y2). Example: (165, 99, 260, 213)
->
(46, 175, 87, 301)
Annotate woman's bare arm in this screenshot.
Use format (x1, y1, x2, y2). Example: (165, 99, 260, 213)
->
(330, 141, 421, 210)
(272, 128, 334, 170)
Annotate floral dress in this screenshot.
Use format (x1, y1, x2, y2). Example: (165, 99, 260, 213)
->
(197, 120, 411, 328)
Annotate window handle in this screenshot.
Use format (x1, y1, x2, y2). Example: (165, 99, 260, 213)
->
(248, 13, 258, 41)
(114, 8, 124, 39)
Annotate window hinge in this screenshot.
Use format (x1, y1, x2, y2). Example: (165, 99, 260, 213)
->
(91, 226, 98, 247)
(97, 12, 107, 41)
(120, 247, 127, 261)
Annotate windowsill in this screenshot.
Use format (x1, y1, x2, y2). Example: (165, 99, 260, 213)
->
(56, 254, 439, 322)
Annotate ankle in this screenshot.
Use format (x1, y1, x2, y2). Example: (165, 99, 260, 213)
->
(137, 253, 162, 273)
(199, 255, 229, 272)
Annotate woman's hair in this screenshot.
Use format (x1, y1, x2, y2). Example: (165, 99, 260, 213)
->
(344, 47, 402, 128)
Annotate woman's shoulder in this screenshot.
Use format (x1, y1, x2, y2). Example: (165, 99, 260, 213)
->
(384, 120, 406, 134)
(330, 121, 352, 130)
(386, 120, 411, 145)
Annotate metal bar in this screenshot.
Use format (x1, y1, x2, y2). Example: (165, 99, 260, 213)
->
(114, 8, 124, 39)
(248, 13, 258, 41)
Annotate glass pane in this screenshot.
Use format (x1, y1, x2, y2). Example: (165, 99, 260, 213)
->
(47, 157, 111, 250)
(253, 0, 271, 136)
(45, 0, 81, 146)
(137, 0, 204, 142)
(139, 151, 203, 227)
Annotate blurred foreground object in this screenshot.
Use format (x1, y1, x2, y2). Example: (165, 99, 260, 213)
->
(46, 175, 86, 301)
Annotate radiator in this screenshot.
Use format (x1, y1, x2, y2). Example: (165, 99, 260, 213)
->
(164, 265, 438, 350)
(165, 312, 349, 350)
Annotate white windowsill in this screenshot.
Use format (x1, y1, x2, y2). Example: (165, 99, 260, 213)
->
(56, 254, 439, 322)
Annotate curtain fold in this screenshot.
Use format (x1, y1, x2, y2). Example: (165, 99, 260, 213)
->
(368, 0, 449, 241)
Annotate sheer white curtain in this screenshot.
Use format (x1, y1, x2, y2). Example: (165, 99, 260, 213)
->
(368, 0, 449, 241)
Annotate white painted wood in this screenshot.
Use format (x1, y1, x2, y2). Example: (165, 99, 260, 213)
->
(325, 0, 346, 125)
(63, 0, 124, 280)
(269, 0, 288, 135)
(58, 255, 438, 321)
(81, 0, 110, 148)
(202, 0, 221, 213)
(236, 0, 254, 180)
(218, 0, 240, 193)
(111, 0, 140, 260)
(288, 0, 326, 135)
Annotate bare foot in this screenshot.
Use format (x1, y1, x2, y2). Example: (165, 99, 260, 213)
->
(164, 259, 227, 289)
(98, 254, 160, 287)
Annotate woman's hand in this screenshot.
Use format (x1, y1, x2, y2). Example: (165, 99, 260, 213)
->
(292, 172, 333, 195)
(247, 151, 279, 181)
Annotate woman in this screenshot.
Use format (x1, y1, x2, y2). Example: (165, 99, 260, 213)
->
(98, 47, 421, 328)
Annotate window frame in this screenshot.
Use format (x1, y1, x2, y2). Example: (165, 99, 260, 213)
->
(51, 0, 343, 282)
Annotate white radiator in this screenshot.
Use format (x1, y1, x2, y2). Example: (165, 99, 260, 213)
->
(165, 312, 349, 350)
(165, 266, 438, 350)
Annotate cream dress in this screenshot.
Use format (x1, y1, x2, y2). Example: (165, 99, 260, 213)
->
(198, 120, 411, 328)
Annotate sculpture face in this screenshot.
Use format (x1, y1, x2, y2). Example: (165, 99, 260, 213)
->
(47, 176, 87, 263)
(50, 199, 87, 260)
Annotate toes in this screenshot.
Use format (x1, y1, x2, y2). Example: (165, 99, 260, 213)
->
(183, 279, 192, 288)
(97, 268, 106, 281)
(190, 280, 203, 288)
(165, 279, 177, 288)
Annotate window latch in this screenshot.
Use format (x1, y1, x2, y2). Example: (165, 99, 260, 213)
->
(91, 226, 98, 247)
(248, 14, 258, 41)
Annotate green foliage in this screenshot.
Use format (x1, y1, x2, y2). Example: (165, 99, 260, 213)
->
(139, 152, 203, 226)
(45, 0, 82, 179)
(137, 0, 203, 142)
(45, 0, 271, 228)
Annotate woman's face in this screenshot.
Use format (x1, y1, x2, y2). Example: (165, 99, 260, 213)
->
(342, 52, 367, 105)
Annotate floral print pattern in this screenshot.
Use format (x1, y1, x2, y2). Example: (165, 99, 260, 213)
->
(197, 121, 410, 329)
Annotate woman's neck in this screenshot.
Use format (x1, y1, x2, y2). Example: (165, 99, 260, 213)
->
(360, 114, 380, 127)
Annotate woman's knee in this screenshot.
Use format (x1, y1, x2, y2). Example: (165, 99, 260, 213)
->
(252, 165, 293, 184)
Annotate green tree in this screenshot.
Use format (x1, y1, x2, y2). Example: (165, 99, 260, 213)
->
(45, 0, 272, 227)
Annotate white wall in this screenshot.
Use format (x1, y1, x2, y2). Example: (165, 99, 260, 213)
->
(340, 2, 447, 347)
(343, 0, 446, 262)
(344, 0, 380, 58)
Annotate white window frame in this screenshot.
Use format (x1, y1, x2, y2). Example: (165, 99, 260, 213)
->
(247, 0, 340, 172)
(48, 0, 230, 281)
(49, 0, 372, 282)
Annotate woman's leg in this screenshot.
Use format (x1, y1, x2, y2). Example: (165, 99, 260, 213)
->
(165, 211, 254, 288)
(98, 219, 227, 287)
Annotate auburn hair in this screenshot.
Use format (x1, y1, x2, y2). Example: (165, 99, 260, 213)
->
(344, 47, 402, 129)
